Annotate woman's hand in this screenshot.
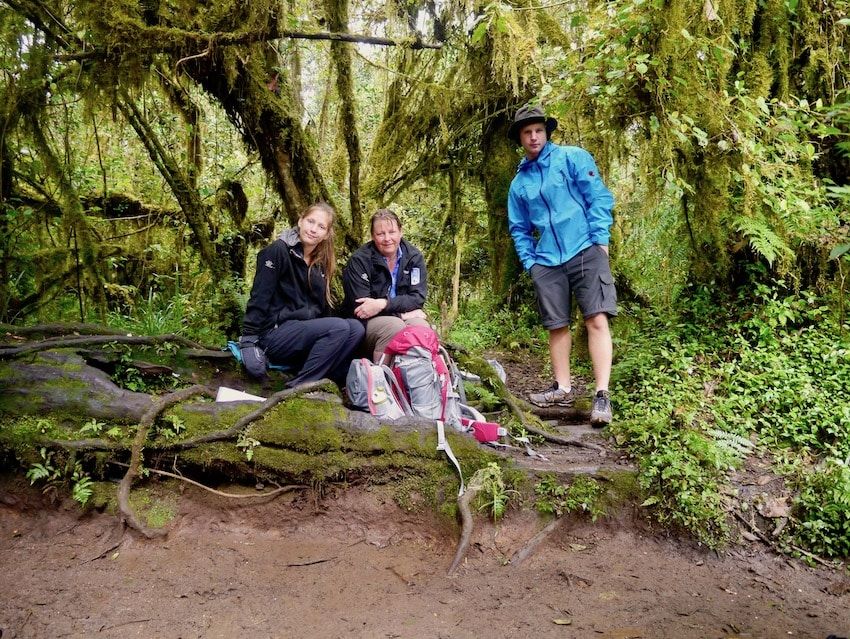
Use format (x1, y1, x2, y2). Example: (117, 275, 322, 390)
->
(354, 297, 388, 319)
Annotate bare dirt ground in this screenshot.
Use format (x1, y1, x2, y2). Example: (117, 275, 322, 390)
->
(1, 351, 849, 639)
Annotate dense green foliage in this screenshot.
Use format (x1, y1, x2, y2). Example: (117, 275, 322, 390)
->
(609, 281, 850, 554)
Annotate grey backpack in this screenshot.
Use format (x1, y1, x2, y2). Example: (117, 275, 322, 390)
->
(345, 358, 411, 420)
(382, 327, 464, 431)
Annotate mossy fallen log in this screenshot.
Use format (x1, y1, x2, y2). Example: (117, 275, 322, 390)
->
(0, 329, 627, 570)
(0, 348, 498, 534)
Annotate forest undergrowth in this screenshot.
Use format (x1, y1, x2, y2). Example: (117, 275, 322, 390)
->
(5, 273, 850, 568)
(446, 277, 850, 565)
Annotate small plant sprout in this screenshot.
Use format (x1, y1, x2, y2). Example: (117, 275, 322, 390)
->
(79, 419, 106, 436)
(474, 462, 518, 520)
(237, 434, 261, 461)
(157, 415, 185, 439)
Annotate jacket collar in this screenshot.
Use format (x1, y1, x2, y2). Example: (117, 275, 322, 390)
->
(517, 140, 554, 171)
(279, 227, 306, 261)
(279, 227, 302, 248)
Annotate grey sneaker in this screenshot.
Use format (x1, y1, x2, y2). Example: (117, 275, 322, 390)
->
(590, 390, 613, 427)
(529, 382, 577, 407)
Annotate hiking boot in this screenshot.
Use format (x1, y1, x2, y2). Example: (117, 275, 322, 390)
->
(590, 390, 613, 427)
(529, 382, 576, 407)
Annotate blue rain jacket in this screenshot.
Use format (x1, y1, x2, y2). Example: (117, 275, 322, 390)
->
(508, 141, 614, 271)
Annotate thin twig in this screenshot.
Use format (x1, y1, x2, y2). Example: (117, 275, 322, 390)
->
(112, 462, 306, 499)
(85, 541, 123, 563)
(285, 557, 337, 567)
(732, 510, 844, 569)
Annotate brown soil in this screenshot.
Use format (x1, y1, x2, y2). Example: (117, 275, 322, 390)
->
(1, 351, 849, 639)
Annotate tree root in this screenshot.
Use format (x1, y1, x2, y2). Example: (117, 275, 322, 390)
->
(502, 394, 606, 454)
(112, 463, 307, 500)
(169, 379, 335, 449)
(117, 385, 215, 538)
(0, 331, 211, 358)
(447, 474, 485, 576)
(510, 516, 566, 567)
(116, 381, 332, 538)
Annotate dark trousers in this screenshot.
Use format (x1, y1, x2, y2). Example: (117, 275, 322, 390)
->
(263, 317, 365, 387)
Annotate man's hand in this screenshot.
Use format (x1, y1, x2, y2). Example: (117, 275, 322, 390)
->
(400, 309, 427, 321)
(354, 297, 388, 320)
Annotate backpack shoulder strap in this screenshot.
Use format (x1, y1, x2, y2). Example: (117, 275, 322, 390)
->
(438, 345, 467, 403)
(436, 420, 465, 497)
(364, 359, 379, 414)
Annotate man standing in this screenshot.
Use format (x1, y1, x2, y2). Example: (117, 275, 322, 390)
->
(507, 104, 617, 426)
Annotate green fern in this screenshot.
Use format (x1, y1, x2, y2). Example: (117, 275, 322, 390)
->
(733, 215, 793, 266)
(705, 427, 755, 465)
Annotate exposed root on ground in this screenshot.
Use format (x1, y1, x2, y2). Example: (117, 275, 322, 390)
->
(511, 516, 566, 567)
(448, 473, 485, 576)
(116, 381, 332, 538)
(118, 385, 215, 538)
(503, 394, 606, 453)
(112, 463, 307, 500)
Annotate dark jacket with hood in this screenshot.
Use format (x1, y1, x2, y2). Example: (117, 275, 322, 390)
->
(241, 228, 328, 338)
(341, 237, 426, 318)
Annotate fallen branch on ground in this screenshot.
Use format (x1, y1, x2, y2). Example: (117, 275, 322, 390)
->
(732, 510, 844, 570)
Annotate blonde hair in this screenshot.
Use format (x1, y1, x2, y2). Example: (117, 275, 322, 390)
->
(301, 202, 337, 306)
(370, 208, 402, 234)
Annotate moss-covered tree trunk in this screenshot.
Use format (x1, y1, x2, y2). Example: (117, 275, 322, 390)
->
(324, 0, 364, 253)
(481, 106, 525, 303)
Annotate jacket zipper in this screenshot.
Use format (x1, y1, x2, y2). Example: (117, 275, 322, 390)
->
(535, 161, 565, 261)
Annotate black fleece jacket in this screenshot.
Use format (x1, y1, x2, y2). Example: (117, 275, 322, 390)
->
(241, 228, 328, 338)
(341, 238, 427, 318)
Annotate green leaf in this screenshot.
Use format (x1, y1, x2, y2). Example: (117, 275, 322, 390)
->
(828, 243, 850, 260)
(470, 22, 488, 45)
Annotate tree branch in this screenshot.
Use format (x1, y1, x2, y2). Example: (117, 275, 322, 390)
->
(55, 29, 442, 63)
(0, 333, 210, 358)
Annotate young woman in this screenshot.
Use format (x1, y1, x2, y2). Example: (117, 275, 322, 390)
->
(341, 208, 429, 362)
(240, 202, 364, 387)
